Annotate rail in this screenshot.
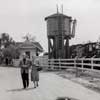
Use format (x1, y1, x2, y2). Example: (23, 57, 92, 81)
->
(39, 58, 100, 72)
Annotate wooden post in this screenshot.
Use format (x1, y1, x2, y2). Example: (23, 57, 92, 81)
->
(91, 58, 94, 70)
(91, 58, 94, 80)
(59, 58, 61, 70)
(75, 57, 79, 77)
(48, 59, 50, 69)
(48, 38, 51, 59)
(74, 58, 76, 68)
(81, 58, 84, 72)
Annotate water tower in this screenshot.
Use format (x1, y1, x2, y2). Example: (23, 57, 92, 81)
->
(45, 9, 77, 59)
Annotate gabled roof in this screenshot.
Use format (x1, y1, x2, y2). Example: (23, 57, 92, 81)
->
(16, 41, 43, 52)
(32, 42, 43, 51)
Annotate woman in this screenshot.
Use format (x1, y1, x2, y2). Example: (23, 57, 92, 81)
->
(31, 57, 39, 88)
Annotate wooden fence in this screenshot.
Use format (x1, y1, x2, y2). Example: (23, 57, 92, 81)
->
(39, 58, 100, 72)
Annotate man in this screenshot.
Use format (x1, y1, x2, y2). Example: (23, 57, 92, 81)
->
(20, 54, 31, 89)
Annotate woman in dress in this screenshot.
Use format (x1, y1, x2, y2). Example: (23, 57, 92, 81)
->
(31, 57, 39, 88)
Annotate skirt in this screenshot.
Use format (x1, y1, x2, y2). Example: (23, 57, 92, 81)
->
(31, 70, 39, 82)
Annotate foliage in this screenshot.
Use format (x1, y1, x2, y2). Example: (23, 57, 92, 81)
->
(0, 33, 20, 60)
(2, 44, 20, 59)
(0, 33, 15, 48)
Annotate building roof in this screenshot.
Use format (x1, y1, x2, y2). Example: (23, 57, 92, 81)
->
(16, 41, 43, 52)
(70, 42, 97, 47)
(45, 13, 72, 20)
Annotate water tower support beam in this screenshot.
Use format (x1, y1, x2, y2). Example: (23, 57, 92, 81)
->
(48, 38, 51, 58)
(65, 38, 70, 58)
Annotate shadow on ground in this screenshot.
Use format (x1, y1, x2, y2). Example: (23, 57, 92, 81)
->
(7, 87, 35, 92)
(56, 97, 79, 100)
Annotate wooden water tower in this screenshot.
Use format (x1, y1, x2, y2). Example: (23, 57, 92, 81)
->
(45, 10, 77, 59)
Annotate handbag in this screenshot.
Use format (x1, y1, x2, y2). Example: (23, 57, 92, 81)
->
(37, 67, 42, 71)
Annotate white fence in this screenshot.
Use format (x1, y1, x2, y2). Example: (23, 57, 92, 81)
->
(39, 58, 100, 72)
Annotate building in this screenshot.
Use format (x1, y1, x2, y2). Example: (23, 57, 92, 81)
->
(16, 40, 43, 60)
(13, 40, 43, 67)
(70, 42, 100, 58)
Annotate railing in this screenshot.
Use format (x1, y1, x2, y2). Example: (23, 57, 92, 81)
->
(39, 58, 100, 72)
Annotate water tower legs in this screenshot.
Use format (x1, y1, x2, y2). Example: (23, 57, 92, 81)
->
(65, 38, 70, 58)
(48, 38, 51, 59)
(48, 36, 70, 59)
(48, 37, 56, 59)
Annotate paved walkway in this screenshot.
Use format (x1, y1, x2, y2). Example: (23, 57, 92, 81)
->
(0, 67, 100, 100)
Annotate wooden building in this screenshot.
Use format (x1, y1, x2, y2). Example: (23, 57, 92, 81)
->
(16, 40, 43, 60)
(70, 42, 100, 58)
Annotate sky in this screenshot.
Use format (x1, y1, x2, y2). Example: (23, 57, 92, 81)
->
(0, 0, 100, 52)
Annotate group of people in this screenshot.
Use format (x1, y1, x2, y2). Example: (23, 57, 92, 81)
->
(19, 54, 40, 89)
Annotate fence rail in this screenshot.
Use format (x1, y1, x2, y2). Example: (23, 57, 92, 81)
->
(39, 58, 100, 72)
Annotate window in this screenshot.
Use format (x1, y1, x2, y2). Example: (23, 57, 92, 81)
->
(25, 51, 30, 58)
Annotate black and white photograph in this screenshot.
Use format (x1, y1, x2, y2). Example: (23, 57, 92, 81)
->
(0, 0, 100, 100)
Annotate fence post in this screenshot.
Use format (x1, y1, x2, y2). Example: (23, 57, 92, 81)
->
(91, 58, 94, 70)
(51, 59, 53, 70)
(48, 59, 52, 70)
(59, 59, 61, 70)
(45, 58, 47, 70)
(91, 58, 94, 80)
(47, 58, 50, 70)
(74, 58, 76, 68)
(74, 58, 77, 76)
(75, 57, 79, 77)
(81, 58, 84, 72)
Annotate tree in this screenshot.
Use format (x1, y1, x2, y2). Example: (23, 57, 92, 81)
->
(2, 44, 20, 65)
(0, 33, 15, 48)
(2, 44, 20, 58)
(0, 33, 19, 65)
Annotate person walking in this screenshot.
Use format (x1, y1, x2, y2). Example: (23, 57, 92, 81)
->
(20, 54, 31, 89)
(31, 57, 40, 88)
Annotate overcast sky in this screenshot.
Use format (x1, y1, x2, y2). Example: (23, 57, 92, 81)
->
(0, 0, 100, 51)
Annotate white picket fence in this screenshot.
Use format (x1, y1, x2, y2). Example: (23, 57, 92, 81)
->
(39, 58, 100, 72)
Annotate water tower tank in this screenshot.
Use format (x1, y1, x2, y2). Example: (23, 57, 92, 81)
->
(45, 13, 76, 59)
(45, 13, 72, 37)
